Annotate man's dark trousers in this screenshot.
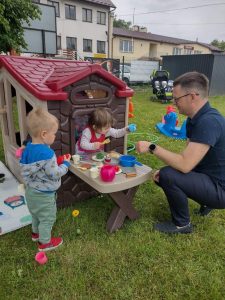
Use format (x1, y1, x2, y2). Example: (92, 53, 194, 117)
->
(157, 166, 225, 226)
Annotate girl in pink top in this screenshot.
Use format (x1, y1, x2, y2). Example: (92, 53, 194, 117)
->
(76, 108, 136, 154)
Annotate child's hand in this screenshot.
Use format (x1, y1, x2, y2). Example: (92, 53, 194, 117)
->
(63, 154, 71, 162)
(128, 124, 137, 132)
(94, 142, 101, 150)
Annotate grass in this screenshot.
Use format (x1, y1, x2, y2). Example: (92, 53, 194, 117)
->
(1, 89, 225, 300)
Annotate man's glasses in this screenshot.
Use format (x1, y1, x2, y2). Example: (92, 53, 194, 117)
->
(173, 93, 199, 104)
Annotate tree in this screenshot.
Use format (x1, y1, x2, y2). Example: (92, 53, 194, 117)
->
(0, 0, 41, 53)
(113, 16, 132, 29)
(210, 39, 225, 51)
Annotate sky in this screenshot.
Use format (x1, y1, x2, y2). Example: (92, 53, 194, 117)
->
(111, 0, 225, 44)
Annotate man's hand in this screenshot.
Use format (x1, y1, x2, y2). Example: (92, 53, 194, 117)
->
(136, 141, 151, 153)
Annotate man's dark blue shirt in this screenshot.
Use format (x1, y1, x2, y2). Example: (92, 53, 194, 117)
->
(186, 102, 225, 189)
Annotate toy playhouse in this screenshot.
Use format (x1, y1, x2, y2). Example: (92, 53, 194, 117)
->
(0, 56, 133, 207)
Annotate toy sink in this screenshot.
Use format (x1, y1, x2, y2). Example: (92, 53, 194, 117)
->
(119, 155, 142, 167)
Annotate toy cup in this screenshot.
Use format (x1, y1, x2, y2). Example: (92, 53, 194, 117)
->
(72, 154, 80, 164)
(35, 251, 48, 265)
(90, 167, 99, 179)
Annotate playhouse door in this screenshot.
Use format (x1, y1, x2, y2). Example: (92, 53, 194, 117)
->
(0, 79, 28, 181)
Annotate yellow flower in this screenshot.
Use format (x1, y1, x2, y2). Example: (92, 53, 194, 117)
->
(72, 209, 79, 217)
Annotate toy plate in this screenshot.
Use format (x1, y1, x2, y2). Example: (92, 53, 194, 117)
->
(115, 168, 122, 175)
(92, 155, 105, 162)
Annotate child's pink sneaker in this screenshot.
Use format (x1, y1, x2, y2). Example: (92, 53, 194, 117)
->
(32, 232, 39, 242)
(38, 237, 63, 252)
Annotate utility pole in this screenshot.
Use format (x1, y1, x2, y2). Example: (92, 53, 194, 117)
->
(132, 8, 135, 53)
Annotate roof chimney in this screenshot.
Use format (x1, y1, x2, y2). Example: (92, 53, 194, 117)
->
(132, 25, 140, 31)
(140, 27, 147, 33)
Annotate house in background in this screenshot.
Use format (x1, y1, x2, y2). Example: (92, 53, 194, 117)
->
(112, 26, 223, 64)
(32, 0, 116, 59)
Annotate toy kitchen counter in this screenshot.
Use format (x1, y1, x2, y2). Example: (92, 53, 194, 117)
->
(69, 162, 152, 233)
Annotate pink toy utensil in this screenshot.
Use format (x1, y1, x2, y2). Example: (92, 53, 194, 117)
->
(15, 147, 24, 158)
(35, 251, 48, 265)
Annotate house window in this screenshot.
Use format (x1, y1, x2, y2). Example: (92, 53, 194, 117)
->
(194, 50, 202, 54)
(173, 47, 182, 55)
(82, 8, 92, 22)
(32, 0, 40, 3)
(47, 1, 60, 17)
(57, 36, 61, 50)
(97, 11, 106, 25)
(184, 49, 193, 54)
(119, 40, 133, 53)
(83, 39, 92, 52)
(65, 4, 76, 20)
(97, 41, 106, 53)
(66, 37, 77, 50)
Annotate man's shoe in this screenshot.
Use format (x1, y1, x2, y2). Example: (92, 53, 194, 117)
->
(194, 205, 213, 216)
(38, 237, 63, 252)
(154, 221, 193, 234)
(32, 232, 39, 242)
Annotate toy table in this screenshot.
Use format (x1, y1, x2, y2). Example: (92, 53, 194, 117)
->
(69, 162, 152, 233)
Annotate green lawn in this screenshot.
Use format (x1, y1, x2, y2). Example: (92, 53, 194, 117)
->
(1, 89, 225, 300)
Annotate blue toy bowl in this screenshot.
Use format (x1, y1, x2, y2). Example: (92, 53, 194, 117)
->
(119, 155, 142, 167)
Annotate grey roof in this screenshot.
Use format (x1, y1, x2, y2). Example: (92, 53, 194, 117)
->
(83, 0, 116, 8)
(113, 27, 222, 52)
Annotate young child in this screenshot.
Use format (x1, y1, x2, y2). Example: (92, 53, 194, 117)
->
(76, 107, 136, 154)
(20, 108, 71, 252)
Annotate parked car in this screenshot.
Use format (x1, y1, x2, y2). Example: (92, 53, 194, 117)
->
(119, 64, 131, 85)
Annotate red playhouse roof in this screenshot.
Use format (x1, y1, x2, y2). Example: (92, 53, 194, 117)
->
(0, 56, 133, 100)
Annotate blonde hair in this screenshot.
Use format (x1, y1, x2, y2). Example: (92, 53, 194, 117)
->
(89, 108, 114, 130)
(26, 107, 59, 138)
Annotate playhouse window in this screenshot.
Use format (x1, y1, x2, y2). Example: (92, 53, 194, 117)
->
(4, 85, 32, 147)
(74, 114, 90, 142)
(75, 89, 107, 100)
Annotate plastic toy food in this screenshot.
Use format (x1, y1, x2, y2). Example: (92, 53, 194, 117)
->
(102, 138, 110, 145)
(100, 165, 116, 182)
(57, 153, 71, 165)
(109, 151, 120, 159)
(96, 152, 105, 160)
(104, 155, 111, 163)
(114, 165, 120, 172)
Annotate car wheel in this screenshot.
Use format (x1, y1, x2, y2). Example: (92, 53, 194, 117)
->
(123, 77, 130, 86)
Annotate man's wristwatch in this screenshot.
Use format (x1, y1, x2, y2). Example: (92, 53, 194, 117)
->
(149, 143, 156, 154)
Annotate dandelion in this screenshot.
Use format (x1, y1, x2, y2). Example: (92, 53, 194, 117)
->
(72, 209, 79, 217)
